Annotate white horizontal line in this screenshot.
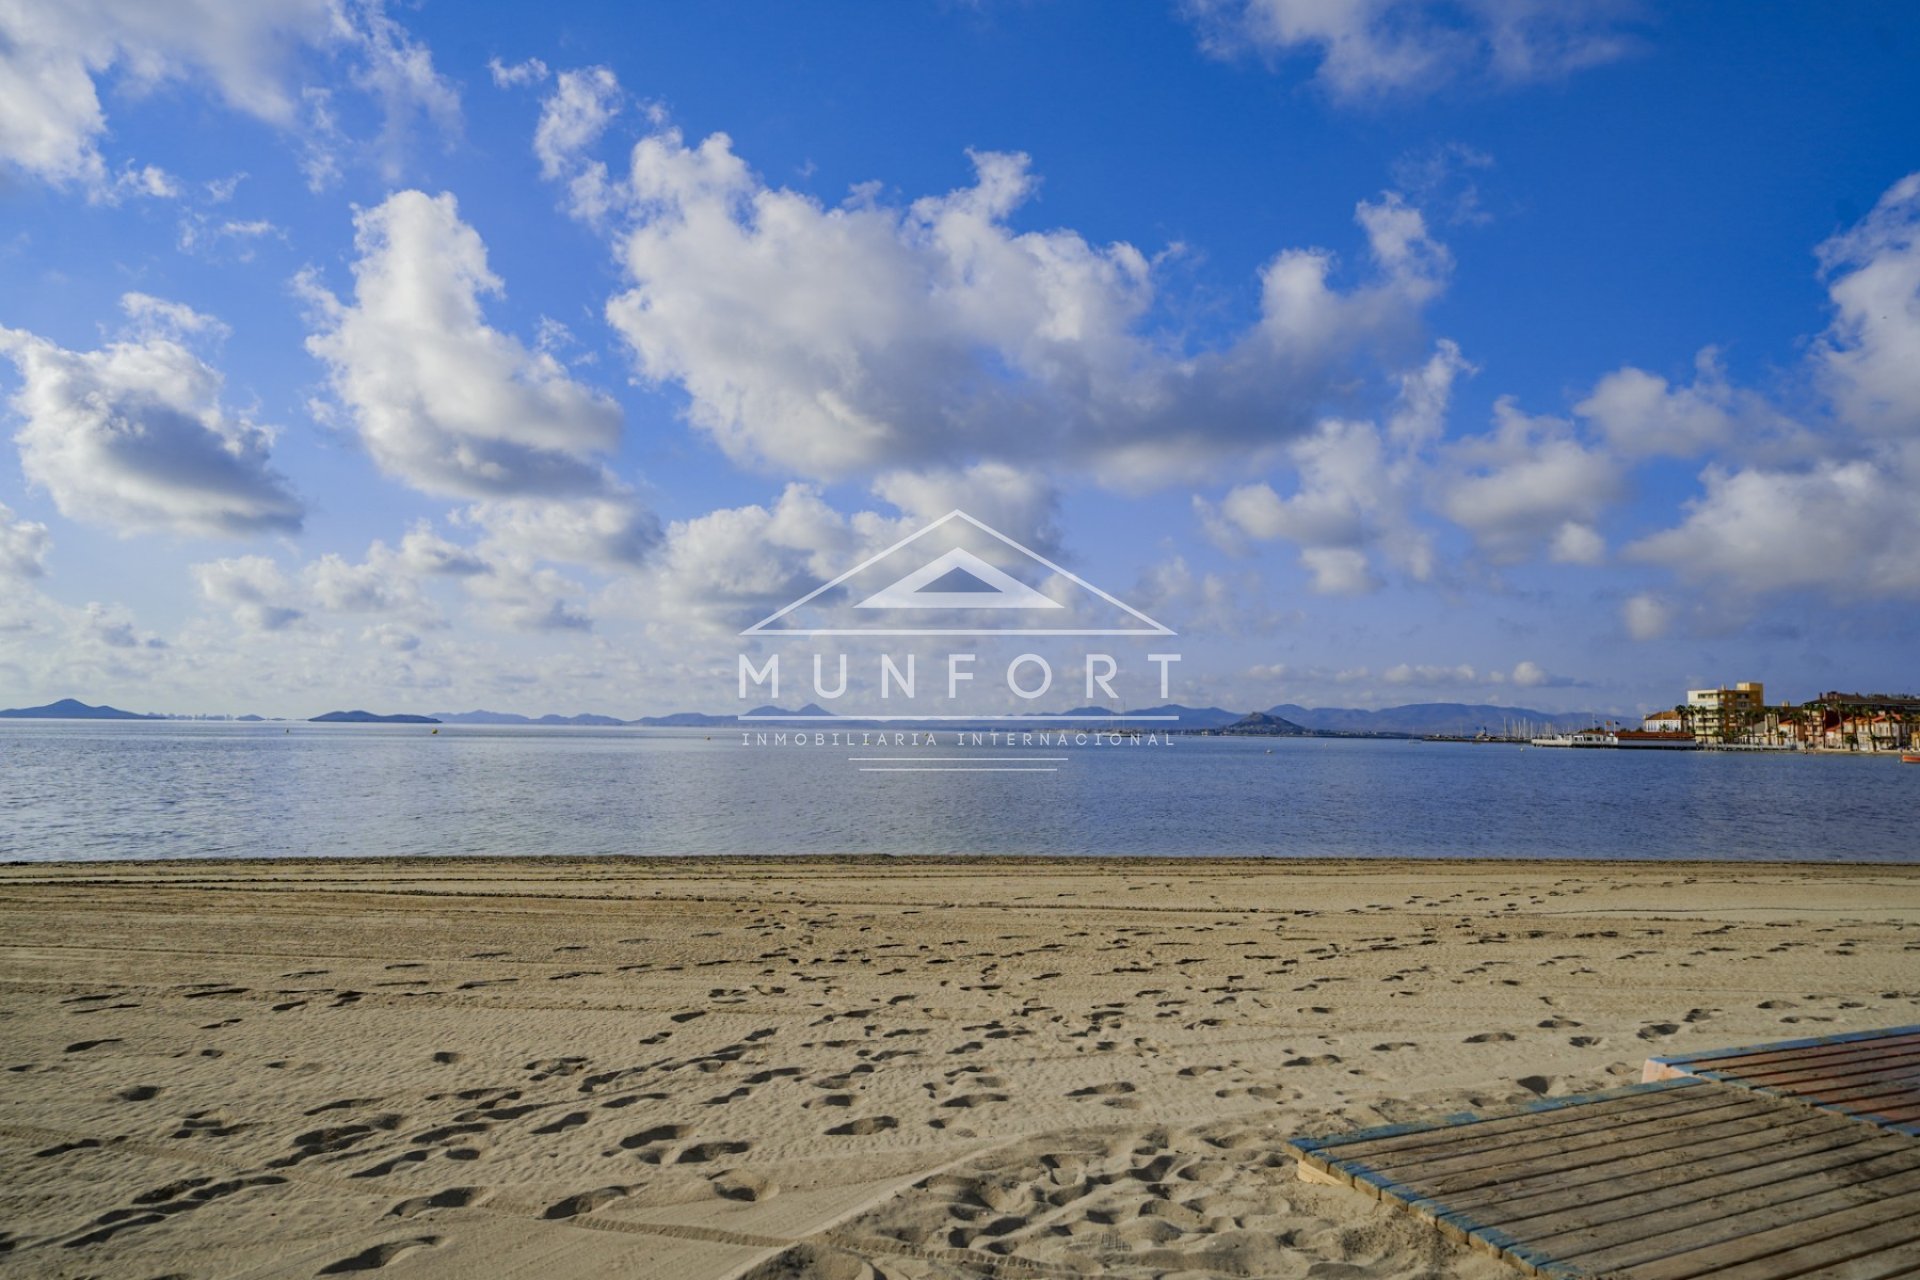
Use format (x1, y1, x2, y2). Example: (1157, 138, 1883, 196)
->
(848, 756, 1069, 762)
(858, 767, 1059, 772)
(738, 715, 1178, 722)
(744, 629, 1173, 636)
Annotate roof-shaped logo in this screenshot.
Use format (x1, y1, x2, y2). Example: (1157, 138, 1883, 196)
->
(742, 510, 1173, 637)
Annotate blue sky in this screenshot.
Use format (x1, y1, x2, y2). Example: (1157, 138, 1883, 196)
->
(1, 1, 1916, 717)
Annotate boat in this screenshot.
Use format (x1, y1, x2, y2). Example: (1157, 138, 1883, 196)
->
(1612, 730, 1702, 750)
(1904, 754, 1920, 764)
(1529, 728, 1702, 750)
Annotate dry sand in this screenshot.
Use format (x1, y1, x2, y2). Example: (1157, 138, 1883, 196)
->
(1, 857, 1916, 1279)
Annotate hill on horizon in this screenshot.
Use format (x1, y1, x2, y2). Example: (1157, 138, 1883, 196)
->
(0, 697, 160, 720)
(1269, 702, 1614, 737)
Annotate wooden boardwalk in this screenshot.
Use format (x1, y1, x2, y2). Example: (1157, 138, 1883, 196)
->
(1285, 1027, 1920, 1278)
(1645, 1025, 1920, 1137)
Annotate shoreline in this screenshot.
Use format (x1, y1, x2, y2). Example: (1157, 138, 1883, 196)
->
(3, 858, 1916, 1277)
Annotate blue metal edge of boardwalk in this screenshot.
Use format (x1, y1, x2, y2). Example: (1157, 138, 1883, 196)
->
(1284, 1077, 1699, 1156)
(1341, 1163, 1585, 1275)
(1645, 1022, 1920, 1070)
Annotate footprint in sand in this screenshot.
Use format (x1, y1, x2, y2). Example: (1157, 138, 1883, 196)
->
(619, 1123, 692, 1150)
(532, 1111, 588, 1135)
(713, 1170, 778, 1202)
(389, 1187, 489, 1218)
(1638, 1023, 1681, 1041)
(118, 1085, 161, 1102)
(677, 1141, 751, 1162)
(543, 1186, 633, 1219)
(826, 1116, 897, 1136)
(319, 1235, 443, 1272)
(1464, 1031, 1516, 1043)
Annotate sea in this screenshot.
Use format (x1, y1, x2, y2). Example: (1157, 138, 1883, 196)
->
(0, 720, 1914, 863)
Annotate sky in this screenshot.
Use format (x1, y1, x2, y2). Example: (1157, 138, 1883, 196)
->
(0, 0, 1916, 719)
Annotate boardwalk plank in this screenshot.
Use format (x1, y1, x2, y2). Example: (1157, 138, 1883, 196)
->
(1612, 1186, 1920, 1279)
(1290, 1027, 1920, 1278)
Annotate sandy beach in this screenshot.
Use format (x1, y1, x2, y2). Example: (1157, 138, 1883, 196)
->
(1, 857, 1916, 1279)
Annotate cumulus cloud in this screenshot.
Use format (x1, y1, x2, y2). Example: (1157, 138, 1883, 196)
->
(1185, 0, 1639, 101)
(1630, 454, 1920, 598)
(868, 462, 1062, 556)
(194, 555, 304, 631)
(302, 190, 656, 566)
(1575, 348, 1743, 458)
(626, 485, 860, 636)
(1623, 591, 1671, 640)
(1815, 172, 1920, 437)
(0, 296, 304, 538)
(534, 66, 621, 180)
(487, 56, 549, 88)
(1436, 397, 1621, 565)
(1195, 339, 1467, 590)
(572, 98, 1448, 486)
(0, 503, 52, 579)
(1627, 171, 1920, 603)
(0, 0, 458, 196)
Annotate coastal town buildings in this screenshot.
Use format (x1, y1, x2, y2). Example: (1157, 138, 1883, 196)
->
(1641, 682, 1918, 751)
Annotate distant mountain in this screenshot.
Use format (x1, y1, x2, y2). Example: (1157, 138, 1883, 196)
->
(1219, 710, 1313, 736)
(1051, 703, 1244, 730)
(0, 697, 161, 720)
(309, 710, 441, 724)
(630, 710, 741, 727)
(430, 710, 625, 726)
(1267, 702, 1611, 737)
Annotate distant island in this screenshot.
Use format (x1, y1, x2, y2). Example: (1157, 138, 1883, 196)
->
(308, 710, 442, 724)
(1219, 711, 1315, 736)
(429, 710, 625, 727)
(0, 697, 161, 720)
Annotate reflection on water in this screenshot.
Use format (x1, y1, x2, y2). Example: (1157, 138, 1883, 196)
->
(0, 721, 1914, 862)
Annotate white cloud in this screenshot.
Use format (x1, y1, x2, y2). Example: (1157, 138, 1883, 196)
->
(1622, 591, 1670, 640)
(488, 56, 549, 89)
(0, 0, 458, 196)
(1436, 396, 1621, 564)
(535, 66, 621, 180)
(0, 503, 52, 579)
(627, 485, 859, 637)
(1185, 0, 1638, 101)
(1195, 339, 1467, 590)
(585, 104, 1450, 486)
(302, 190, 656, 567)
(1627, 171, 1920, 603)
(868, 462, 1061, 556)
(459, 496, 661, 569)
(396, 523, 488, 576)
(301, 544, 442, 625)
(1510, 659, 1547, 687)
(463, 560, 592, 633)
(1575, 348, 1740, 458)
(1630, 453, 1920, 598)
(194, 555, 304, 631)
(1816, 172, 1920, 436)
(0, 297, 304, 538)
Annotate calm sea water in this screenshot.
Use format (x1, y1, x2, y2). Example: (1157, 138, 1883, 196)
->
(0, 720, 1914, 862)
